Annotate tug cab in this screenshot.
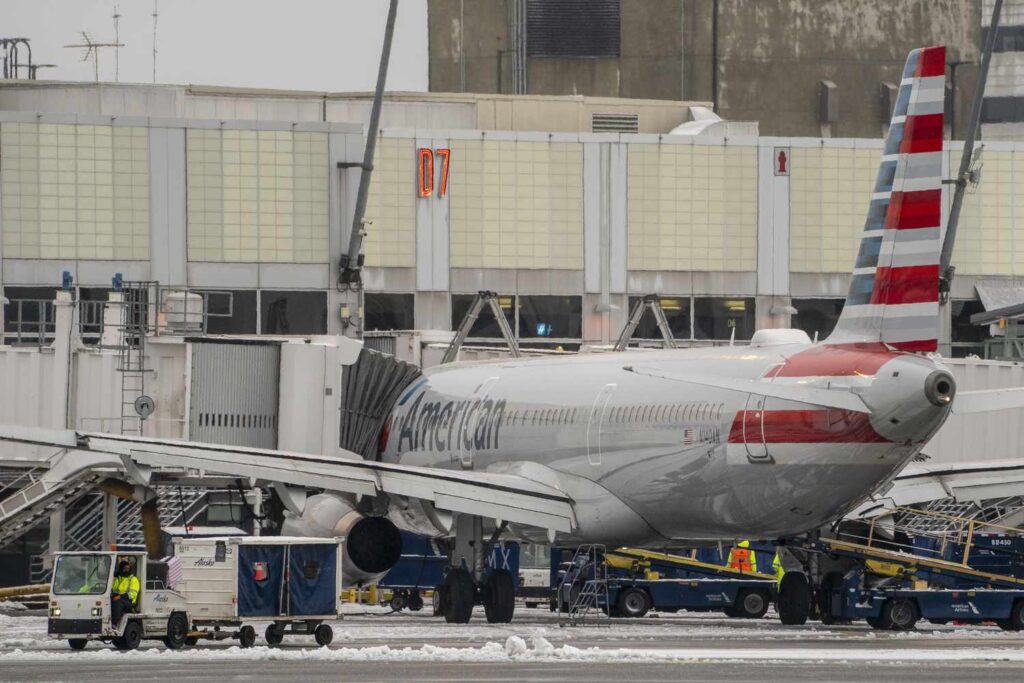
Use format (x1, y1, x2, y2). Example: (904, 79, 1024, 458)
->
(48, 550, 189, 650)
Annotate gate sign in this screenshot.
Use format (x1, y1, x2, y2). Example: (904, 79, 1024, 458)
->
(418, 147, 450, 198)
(774, 147, 790, 176)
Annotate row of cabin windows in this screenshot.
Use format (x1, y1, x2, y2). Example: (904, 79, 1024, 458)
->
(500, 401, 725, 428)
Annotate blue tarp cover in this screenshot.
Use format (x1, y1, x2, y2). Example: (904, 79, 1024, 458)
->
(287, 543, 337, 616)
(237, 544, 285, 617)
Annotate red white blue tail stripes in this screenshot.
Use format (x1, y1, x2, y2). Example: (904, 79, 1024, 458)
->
(829, 46, 945, 352)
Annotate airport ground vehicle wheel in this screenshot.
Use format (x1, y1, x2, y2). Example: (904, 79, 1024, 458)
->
(483, 569, 516, 624)
(865, 616, 886, 630)
(776, 573, 810, 625)
(68, 638, 88, 650)
(735, 588, 770, 619)
(163, 612, 189, 650)
(882, 598, 919, 631)
(409, 591, 424, 612)
(265, 623, 284, 646)
(442, 567, 476, 624)
(314, 624, 333, 646)
(114, 620, 142, 650)
(184, 636, 199, 646)
(997, 600, 1024, 631)
(390, 591, 408, 612)
(616, 586, 651, 619)
(238, 625, 256, 648)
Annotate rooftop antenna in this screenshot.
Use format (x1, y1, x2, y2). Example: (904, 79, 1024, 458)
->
(64, 32, 123, 81)
(152, 0, 158, 83)
(112, 5, 121, 81)
(940, 0, 1002, 304)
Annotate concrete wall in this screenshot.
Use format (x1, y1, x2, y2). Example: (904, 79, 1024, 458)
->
(428, 0, 983, 138)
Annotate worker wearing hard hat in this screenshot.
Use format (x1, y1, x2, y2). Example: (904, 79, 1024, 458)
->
(727, 540, 757, 573)
(110, 559, 140, 627)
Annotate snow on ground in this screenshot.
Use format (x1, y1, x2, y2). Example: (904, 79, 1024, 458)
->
(3, 607, 1024, 665)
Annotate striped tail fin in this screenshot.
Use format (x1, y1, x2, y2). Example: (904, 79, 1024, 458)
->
(827, 45, 945, 352)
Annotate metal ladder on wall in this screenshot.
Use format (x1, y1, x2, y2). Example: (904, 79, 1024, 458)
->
(614, 294, 678, 351)
(557, 544, 610, 627)
(117, 281, 155, 436)
(442, 290, 521, 364)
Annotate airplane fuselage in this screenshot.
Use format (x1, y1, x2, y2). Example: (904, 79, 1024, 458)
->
(381, 341, 954, 545)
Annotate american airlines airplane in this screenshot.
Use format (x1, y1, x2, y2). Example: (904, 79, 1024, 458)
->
(3, 44, 1023, 626)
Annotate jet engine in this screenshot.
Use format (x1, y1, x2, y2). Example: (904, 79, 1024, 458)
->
(280, 493, 403, 585)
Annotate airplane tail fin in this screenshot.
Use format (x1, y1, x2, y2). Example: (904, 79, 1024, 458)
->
(827, 46, 946, 352)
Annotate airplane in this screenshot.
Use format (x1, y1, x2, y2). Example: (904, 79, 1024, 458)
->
(4, 44, 1024, 627)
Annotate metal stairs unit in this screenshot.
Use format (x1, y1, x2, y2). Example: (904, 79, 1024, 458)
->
(114, 487, 209, 546)
(558, 544, 611, 626)
(0, 468, 107, 548)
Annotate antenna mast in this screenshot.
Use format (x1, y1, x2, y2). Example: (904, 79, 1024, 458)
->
(112, 5, 121, 81)
(152, 0, 159, 83)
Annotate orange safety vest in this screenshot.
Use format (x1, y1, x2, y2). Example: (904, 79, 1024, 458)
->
(728, 546, 756, 572)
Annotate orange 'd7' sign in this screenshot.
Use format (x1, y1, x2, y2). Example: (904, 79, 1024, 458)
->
(418, 148, 450, 198)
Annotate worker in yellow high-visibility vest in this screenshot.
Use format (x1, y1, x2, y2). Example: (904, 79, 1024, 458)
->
(110, 559, 140, 627)
(726, 540, 757, 573)
(772, 551, 785, 585)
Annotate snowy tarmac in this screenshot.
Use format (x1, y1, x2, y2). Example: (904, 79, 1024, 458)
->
(3, 605, 1024, 681)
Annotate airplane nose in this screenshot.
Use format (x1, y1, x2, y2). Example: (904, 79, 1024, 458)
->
(924, 370, 956, 407)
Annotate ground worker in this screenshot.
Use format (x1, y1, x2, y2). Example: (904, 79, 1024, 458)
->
(110, 559, 140, 626)
(772, 551, 785, 584)
(727, 540, 757, 573)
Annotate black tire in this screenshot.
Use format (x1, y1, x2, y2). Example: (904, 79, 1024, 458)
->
(314, 624, 333, 647)
(735, 588, 770, 619)
(882, 598, 919, 631)
(722, 605, 739, 618)
(390, 592, 408, 612)
(776, 573, 811, 626)
(1001, 600, 1024, 631)
(616, 586, 651, 619)
(928, 618, 951, 626)
(865, 616, 887, 630)
(483, 569, 516, 624)
(238, 625, 256, 649)
(443, 568, 476, 624)
(114, 620, 142, 651)
(265, 623, 284, 646)
(184, 636, 199, 646)
(163, 612, 189, 650)
(68, 638, 88, 650)
(408, 591, 424, 612)
(432, 587, 445, 616)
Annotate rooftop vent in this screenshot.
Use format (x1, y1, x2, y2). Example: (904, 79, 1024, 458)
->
(592, 112, 638, 134)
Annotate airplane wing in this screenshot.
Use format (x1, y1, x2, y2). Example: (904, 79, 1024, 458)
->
(851, 458, 1024, 518)
(0, 425, 576, 535)
(624, 365, 871, 413)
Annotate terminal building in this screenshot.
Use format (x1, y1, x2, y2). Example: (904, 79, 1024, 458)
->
(0, 80, 1019, 357)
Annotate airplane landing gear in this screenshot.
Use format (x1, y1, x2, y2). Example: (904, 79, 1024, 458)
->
(483, 569, 516, 623)
(441, 567, 475, 623)
(776, 572, 811, 625)
(439, 514, 516, 624)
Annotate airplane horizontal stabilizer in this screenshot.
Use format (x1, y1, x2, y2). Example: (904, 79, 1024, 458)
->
(624, 366, 871, 414)
(951, 388, 1024, 415)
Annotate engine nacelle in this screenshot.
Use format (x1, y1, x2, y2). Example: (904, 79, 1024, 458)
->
(280, 493, 403, 586)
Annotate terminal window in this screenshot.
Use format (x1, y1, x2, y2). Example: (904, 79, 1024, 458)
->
(518, 295, 582, 339)
(364, 293, 415, 331)
(693, 297, 755, 341)
(193, 289, 257, 335)
(626, 296, 691, 340)
(451, 294, 516, 338)
(260, 290, 327, 335)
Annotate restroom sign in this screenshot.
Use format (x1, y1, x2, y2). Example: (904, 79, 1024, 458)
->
(774, 147, 790, 176)
(418, 148, 450, 198)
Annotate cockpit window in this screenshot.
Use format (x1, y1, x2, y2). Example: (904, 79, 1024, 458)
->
(53, 554, 112, 595)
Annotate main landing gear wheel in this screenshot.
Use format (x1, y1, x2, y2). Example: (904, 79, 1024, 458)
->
(163, 612, 189, 650)
(776, 573, 811, 626)
(265, 623, 284, 646)
(113, 620, 142, 650)
(68, 639, 88, 650)
(483, 569, 516, 623)
(616, 586, 651, 619)
(442, 568, 476, 624)
(314, 624, 333, 646)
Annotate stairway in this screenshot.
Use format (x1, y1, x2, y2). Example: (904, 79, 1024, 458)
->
(557, 544, 611, 626)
